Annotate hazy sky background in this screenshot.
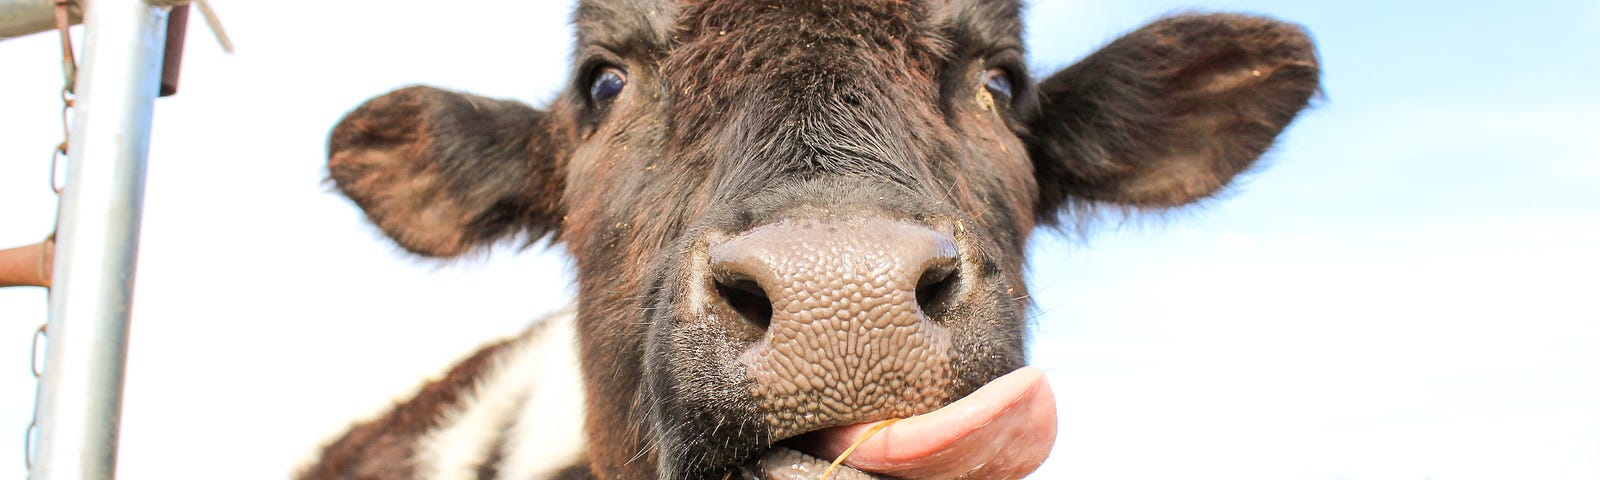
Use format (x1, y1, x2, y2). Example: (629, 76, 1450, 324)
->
(1, 0, 1596, 478)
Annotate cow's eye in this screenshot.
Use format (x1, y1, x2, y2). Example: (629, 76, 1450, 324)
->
(981, 68, 1013, 98)
(589, 67, 627, 105)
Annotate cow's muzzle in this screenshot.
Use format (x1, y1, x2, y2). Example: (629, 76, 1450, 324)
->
(700, 216, 964, 440)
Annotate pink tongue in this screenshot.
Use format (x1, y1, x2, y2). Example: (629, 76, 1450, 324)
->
(797, 366, 1057, 479)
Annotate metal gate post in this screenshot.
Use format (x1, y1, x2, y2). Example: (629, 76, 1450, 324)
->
(29, 0, 169, 478)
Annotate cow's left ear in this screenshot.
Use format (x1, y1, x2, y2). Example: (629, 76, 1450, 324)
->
(1023, 14, 1320, 215)
(328, 86, 569, 258)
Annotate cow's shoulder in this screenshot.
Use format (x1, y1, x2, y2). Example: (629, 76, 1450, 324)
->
(296, 309, 587, 480)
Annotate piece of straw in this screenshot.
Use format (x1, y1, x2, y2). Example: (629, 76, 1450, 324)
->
(193, 0, 234, 53)
(818, 418, 900, 480)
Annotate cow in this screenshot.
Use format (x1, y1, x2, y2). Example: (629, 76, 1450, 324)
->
(297, 1, 1320, 478)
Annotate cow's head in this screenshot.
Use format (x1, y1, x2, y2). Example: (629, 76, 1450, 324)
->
(325, 1, 1319, 477)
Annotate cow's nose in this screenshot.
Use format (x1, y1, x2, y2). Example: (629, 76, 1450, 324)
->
(705, 216, 962, 436)
(707, 217, 961, 331)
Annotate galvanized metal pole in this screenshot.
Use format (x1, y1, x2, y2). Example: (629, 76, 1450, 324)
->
(30, 0, 168, 478)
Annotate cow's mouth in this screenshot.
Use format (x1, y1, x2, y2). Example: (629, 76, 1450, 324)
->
(735, 446, 881, 479)
(731, 366, 1057, 480)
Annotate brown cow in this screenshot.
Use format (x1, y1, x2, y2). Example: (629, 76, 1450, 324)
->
(298, 1, 1320, 478)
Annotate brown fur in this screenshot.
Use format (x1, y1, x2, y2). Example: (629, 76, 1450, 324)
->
(312, 1, 1320, 478)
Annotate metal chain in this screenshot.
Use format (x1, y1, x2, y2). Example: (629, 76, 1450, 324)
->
(50, 102, 69, 195)
(26, 0, 78, 474)
(24, 325, 46, 472)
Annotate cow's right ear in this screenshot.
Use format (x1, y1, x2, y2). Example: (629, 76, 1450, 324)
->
(328, 86, 566, 258)
(1021, 14, 1320, 215)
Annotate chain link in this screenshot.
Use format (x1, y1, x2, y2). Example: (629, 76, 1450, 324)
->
(24, 326, 46, 470)
(26, 0, 78, 475)
(30, 325, 47, 380)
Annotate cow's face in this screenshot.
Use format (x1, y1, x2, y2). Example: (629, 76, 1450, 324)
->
(324, 1, 1319, 478)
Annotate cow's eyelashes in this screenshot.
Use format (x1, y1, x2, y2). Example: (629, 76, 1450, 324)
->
(981, 67, 1013, 99)
(588, 66, 627, 106)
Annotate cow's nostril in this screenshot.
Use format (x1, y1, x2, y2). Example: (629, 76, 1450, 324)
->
(916, 261, 959, 318)
(715, 276, 773, 330)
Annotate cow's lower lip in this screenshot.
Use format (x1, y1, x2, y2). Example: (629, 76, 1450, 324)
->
(735, 446, 881, 480)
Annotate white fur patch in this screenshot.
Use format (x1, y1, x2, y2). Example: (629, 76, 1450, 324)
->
(413, 309, 588, 479)
(499, 309, 589, 479)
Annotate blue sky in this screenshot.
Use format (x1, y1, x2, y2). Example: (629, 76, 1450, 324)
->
(1, 1, 1596, 478)
(1022, 1, 1599, 477)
